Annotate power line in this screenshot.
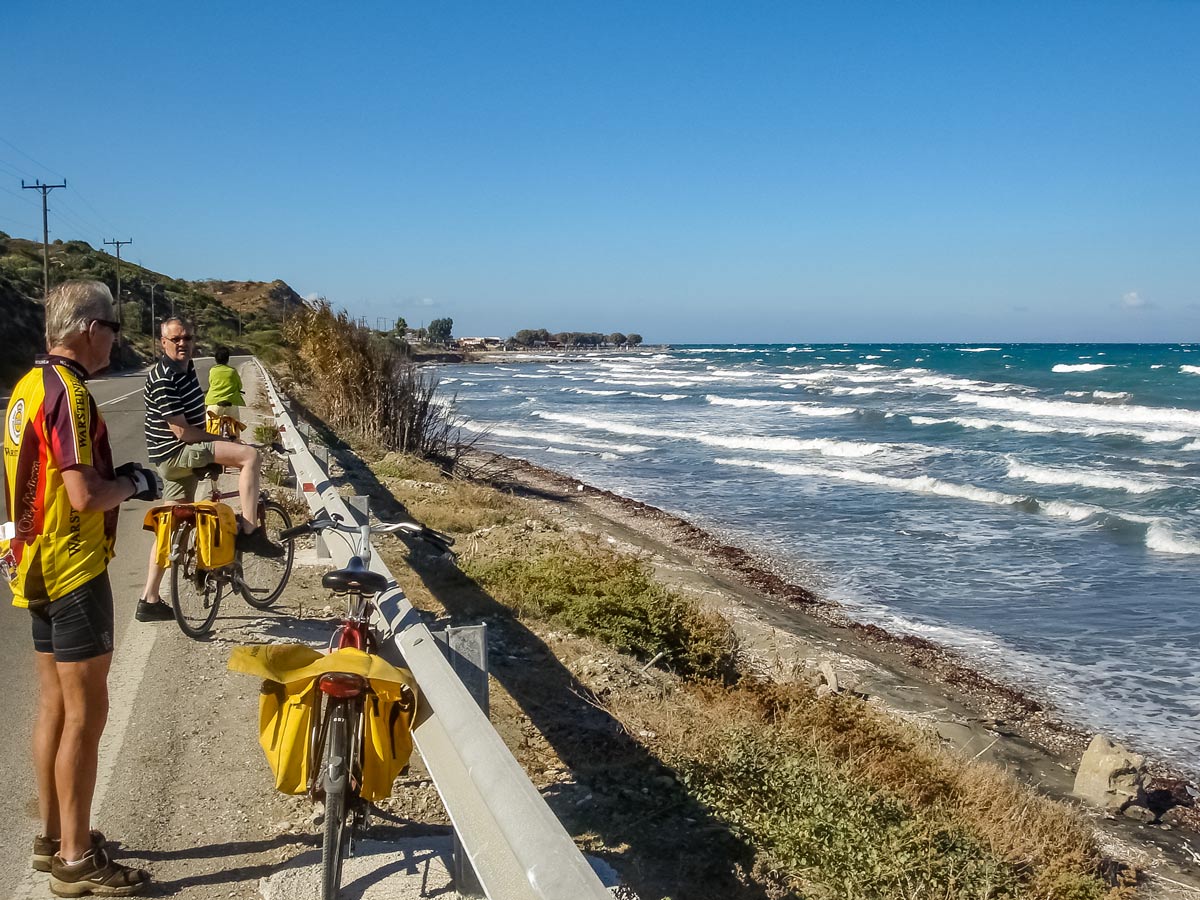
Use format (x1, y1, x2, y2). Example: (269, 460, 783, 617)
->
(0, 183, 43, 210)
(22, 179, 67, 300)
(67, 184, 125, 236)
(0, 136, 64, 182)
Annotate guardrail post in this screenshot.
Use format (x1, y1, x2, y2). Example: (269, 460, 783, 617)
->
(434, 625, 489, 898)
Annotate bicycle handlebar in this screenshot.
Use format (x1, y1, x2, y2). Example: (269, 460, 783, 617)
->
(278, 511, 455, 554)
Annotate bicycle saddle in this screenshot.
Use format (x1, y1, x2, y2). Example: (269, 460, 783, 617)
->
(196, 462, 225, 481)
(322, 563, 389, 595)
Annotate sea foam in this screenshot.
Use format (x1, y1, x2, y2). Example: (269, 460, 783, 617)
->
(1006, 460, 1162, 494)
(953, 392, 1200, 432)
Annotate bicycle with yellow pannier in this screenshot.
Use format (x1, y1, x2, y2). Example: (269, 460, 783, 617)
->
(142, 413, 296, 637)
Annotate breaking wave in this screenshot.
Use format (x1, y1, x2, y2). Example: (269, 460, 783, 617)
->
(1006, 460, 1163, 494)
(952, 393, 1200, 432)
(531, 410, 886, 457)
(1052, 363, 1113, 373)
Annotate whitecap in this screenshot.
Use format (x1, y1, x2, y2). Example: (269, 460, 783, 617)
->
(706, 395, 795, 408)
(1181, 365, 1200, 376)
(531, 410, 886, 458)
(953, 392, 1200, 431)
(956, 347, 1002, 352)
(1052, 363, 1113, 373)
(714, 457, 1102, 522)
(1006, 460, 1162, 494)
(1145, 524, 1200, 555)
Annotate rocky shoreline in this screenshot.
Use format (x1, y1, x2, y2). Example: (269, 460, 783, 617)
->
(474, 450, 1200, 888)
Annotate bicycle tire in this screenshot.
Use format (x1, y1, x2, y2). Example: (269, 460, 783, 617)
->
(321, 700, 352, 900)
(169, 521, 224, 638)
(239, 500, 295, 609)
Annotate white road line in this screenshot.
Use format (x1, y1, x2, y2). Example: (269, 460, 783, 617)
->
(93, 621, 161, 813)
(99, 388, 143, 407)
(11, 620, 161, 900)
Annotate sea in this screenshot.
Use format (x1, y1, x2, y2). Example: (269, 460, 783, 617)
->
(439, 344, 1200, 776)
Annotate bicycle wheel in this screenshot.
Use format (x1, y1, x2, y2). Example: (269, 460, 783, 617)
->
(239, 500, 295, 609)
(321, 700, 352, 900)
(169, 522, 225, 638)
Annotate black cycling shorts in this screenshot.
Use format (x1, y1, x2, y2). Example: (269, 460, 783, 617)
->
(30, 572, 115, 662)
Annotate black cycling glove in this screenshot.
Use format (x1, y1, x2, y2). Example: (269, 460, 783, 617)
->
(115, 462, 162, 502)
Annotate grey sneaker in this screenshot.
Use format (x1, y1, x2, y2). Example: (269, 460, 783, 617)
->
(49, 846, 148, 897)
(135, 599, 174, 622)
(32, 830, 105, 872)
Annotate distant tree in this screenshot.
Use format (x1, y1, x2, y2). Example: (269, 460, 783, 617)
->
(512, 328, 551, 346)
(390, 316, 408, 335)
(608, 332, 627, 346)
(427, 317, 453, 344)
(627, 333, 643, 346)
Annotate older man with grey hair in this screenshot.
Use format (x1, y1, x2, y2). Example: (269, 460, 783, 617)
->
(136, 316, 282, 621)
(3, 280, 157, 894)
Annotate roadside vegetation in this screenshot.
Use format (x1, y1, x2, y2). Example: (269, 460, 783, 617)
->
(321, 443, 1131, 900)
(279, 301, 463, 462)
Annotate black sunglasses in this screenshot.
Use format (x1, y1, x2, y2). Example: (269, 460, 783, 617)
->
(163, 334, 194, 344)
(91, 318, 121, 334)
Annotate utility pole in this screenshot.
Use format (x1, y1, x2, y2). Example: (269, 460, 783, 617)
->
(21, 179, 67, 300)
(103, 238, 133, 328)
(149, 284, 158, 336)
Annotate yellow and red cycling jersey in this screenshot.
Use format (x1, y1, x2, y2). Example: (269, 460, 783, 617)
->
(2, 355, 117, 608)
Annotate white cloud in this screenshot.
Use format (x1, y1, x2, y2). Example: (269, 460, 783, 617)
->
(1122, 291, 1147, 309)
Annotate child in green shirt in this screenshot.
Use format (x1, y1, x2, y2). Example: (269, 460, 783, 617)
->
(205, 346, 245, 418)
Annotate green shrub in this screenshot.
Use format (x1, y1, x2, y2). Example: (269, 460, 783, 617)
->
(466, 541, 738, 682)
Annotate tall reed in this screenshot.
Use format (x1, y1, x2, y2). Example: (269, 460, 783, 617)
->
(281, 301, 460, 462)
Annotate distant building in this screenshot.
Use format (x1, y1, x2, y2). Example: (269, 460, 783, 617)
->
(458, 336, 504, 349)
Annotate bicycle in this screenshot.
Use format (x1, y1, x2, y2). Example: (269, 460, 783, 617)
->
(150, 437, 297, 638)
(275, 510, 452, 900)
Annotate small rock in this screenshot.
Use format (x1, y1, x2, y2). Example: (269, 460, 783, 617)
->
(1072, 734, 1145, 814)
(1122, 804, 1156, 824)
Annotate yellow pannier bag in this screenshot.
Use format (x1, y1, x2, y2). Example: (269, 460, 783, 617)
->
(229, 644, 418, 799)
(258, 677, 318, 794)
(142, 501, 238, 571)
(205, 410, 247, 438)
(195, 502, 238, 570)
(142, 505, 174, 569)
(360, 681, 416, 801)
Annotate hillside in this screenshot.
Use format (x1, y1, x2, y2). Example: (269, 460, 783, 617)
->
(0, 232, 305, 385)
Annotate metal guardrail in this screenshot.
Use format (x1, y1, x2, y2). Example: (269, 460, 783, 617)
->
(252, 361, 612, 900)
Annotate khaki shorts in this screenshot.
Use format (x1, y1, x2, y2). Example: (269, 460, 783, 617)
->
(155, 442, 217, 502)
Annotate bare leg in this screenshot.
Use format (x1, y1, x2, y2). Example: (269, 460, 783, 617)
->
(54, 653, 112, 861)
(211, 441, 261, 533)
(33, 651, 64, 839)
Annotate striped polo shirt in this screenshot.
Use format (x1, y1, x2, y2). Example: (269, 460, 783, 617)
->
(3, 355, 117, 607)
(144, 357, 206, 463)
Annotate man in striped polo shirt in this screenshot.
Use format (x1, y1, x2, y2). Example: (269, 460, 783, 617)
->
(137, 317, 282, 621)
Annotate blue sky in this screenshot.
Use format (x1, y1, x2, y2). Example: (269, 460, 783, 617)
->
(2, 1, 1197, 343)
